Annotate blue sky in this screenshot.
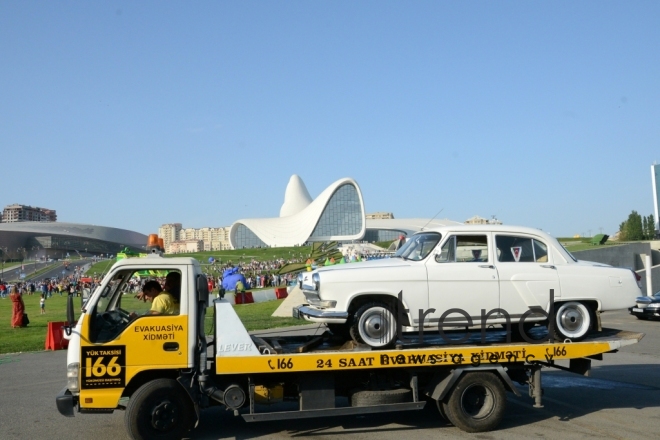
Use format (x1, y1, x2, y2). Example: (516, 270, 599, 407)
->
(1, 1, 658, 237)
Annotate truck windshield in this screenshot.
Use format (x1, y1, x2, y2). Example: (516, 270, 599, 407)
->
(393, 232, 442, 261)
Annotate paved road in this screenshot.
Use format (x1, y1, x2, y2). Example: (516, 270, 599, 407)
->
(0, 309, 658, 440)
(1, 258, 94, 284)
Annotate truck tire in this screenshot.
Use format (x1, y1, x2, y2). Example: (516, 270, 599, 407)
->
(440, 372, 506, 433)
(553, 302, 592, 342)
(125, 378, 194, 440)
(350, 302, 397, 348)
(351, 388, 411, 406)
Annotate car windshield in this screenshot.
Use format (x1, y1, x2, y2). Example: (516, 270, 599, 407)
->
(393, 232, 442, 261)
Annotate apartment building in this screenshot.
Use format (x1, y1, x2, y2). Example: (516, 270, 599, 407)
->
(161, 224, 231, 253)
(2, 204, 57, 223)
(158, 223, 182, 253)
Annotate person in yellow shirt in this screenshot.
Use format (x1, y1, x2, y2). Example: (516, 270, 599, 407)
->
(134, 280, 178, 316)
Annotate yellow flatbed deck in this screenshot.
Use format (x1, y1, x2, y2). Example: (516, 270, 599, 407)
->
(215, 328, 644, 375)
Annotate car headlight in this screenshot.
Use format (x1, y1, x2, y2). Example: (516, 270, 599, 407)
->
(647, 304, 660, 309)
(312, 273, 320, 291)
(67, 362, 80, 392)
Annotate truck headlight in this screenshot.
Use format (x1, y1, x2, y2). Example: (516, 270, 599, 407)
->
(312, 273, 320, 291)
(67, 362, 80, 392)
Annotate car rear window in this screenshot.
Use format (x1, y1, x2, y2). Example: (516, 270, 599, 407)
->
(495, 235, 547, 263)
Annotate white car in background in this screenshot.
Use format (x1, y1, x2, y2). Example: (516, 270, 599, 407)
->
(294, 225, 641, 348)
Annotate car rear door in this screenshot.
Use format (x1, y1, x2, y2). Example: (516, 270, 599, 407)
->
(494, 234, 560, 320)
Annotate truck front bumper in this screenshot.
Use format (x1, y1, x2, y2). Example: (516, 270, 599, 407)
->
(293, 305, 349, 323)
(56, 386, 77, 417)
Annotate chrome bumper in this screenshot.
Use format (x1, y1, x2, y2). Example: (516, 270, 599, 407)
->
(293, 305, 349, 323)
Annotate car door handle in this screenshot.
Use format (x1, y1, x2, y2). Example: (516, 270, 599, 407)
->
(479, 265, 495, 269)
(540, 264, 556, 270)
(163, 342, 179, 351)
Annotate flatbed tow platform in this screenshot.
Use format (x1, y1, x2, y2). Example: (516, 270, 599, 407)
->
(217, 328, 643, 374)
(212, 302, 644, 431)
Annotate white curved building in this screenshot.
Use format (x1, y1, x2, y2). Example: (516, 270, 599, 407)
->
(230, 176, 366, 248)
(229, 175, 463, 249)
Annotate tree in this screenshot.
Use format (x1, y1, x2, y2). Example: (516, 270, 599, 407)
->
(618, 221, 627, 240)
(620, 211, 644, 241)
(648, 214, 657, 239)
(643, 216, 649, 239)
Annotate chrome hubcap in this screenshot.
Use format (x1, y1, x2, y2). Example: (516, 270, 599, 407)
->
(559, 308, 584, 332)
(359, 307, 394, 346)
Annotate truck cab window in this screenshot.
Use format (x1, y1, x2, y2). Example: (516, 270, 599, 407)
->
(89, 270, 182, 343)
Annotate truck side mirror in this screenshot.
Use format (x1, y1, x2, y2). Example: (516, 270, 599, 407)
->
(65, 294, 74, 336)
(197, 274, 209, 306)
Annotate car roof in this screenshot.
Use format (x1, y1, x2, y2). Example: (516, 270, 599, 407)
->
(417, 224, 554, 239)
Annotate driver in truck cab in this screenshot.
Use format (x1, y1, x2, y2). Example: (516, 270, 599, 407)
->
(131, 274, 180, 318)
(135, 272, 181, 303)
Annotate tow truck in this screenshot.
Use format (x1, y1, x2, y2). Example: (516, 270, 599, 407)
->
(56, 252, 644, 439)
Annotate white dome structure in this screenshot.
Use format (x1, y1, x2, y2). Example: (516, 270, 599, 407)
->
(230, 177, 366, 248)
(279, 174, 313, 217)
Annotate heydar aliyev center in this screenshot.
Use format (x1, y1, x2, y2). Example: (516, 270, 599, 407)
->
(228, 175, 461, 249)
(230, 176, 365, 248)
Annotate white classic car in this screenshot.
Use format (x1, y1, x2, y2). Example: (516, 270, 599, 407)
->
(294, 225, 641, 348)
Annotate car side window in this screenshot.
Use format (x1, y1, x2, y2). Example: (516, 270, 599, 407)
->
(534, 240, 548, 262)
(496, 235, 547, 262)
(436, 235, 488, 263)
(436, 236, 455, 262)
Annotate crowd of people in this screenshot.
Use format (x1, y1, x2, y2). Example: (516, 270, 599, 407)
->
(2, 249, 390, 328)
(1, 261, 97, 328)
(206, 258, 300, 292)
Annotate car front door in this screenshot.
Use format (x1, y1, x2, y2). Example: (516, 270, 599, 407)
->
(426, 233, 500, 328)
(494, 234, 560, 321)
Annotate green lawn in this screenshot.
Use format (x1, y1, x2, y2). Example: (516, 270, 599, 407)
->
(0, 292, 303, 354)
(85, 260, 116, 278)
(0, 293, 74, 354)
(562, 242, 624, 252)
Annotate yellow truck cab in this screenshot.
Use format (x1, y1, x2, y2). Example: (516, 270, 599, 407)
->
(56, 253, 644, 439)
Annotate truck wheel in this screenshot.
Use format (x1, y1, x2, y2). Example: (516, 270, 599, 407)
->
(554, 302, 592, 341)
(351, 388, 411, 406)
(125, 378, 194, 440)
(441, 372, 506, 433)
(350, 302, 397, 348)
